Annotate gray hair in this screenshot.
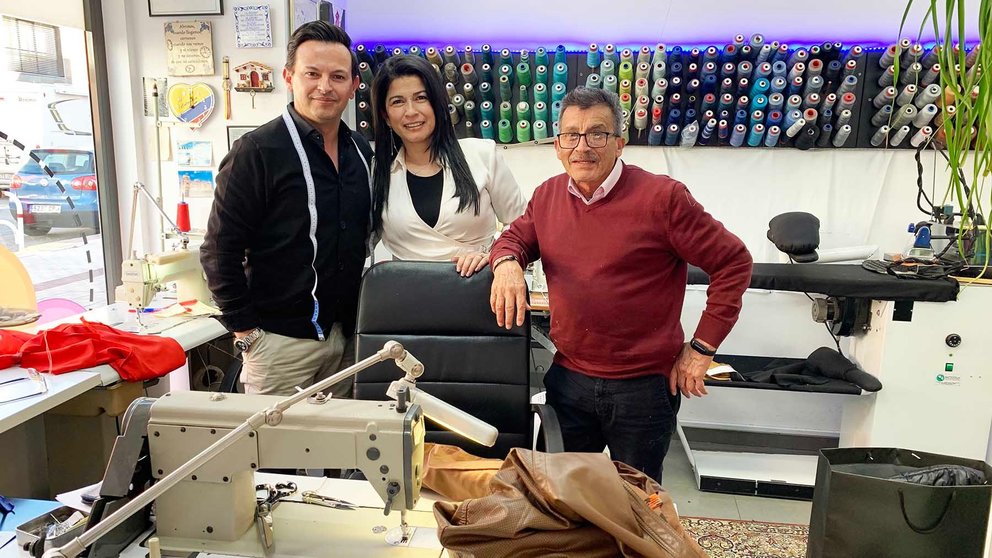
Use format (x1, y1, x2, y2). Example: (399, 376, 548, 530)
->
(558, 87, 624, 136)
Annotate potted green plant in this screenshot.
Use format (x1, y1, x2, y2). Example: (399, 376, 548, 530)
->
(898, 0, 990, 268)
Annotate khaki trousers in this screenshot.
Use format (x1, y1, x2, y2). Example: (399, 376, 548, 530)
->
(240, 323, 355, 397)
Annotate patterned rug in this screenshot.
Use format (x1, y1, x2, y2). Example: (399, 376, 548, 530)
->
(682, 517, 809, 558)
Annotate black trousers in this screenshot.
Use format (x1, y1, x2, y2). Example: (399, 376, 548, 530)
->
(544, 363, 681, 484)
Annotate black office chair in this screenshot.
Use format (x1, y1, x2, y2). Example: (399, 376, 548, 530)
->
(354, 261, 562, 458)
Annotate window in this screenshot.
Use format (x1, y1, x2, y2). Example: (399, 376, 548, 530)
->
(4, 17, 64, 77)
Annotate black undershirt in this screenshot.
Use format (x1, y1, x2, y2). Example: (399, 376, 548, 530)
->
(406, 170, 444, 228)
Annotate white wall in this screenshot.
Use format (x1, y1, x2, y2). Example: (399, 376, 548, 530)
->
(102, 0, 290, 254)
(102, 0, 963, 265)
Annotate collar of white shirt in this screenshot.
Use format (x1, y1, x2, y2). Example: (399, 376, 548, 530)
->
(566, 158, 623, 205)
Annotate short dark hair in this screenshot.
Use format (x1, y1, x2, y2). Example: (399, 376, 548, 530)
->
(370, 55, 480, 233)
(559, 87, 624, 136)
(285, 21, 358, 77)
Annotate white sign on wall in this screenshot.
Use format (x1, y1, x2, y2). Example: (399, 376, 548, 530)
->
(234, 5, 273, 48)
(165, 21, 215, 76)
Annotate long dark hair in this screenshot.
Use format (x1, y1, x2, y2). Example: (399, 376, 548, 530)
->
(370, 54, 480, 233)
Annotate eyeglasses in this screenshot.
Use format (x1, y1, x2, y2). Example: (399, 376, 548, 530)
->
(557, 131, 616, 149)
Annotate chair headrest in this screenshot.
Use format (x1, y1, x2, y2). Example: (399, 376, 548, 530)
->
(767, 212, 821, 263)
(357, 261, 528, 336)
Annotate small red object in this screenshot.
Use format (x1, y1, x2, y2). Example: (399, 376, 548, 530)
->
(176, 201, 191, 232)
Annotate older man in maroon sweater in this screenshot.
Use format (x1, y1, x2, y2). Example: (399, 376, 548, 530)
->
(489, 87, 752, 482)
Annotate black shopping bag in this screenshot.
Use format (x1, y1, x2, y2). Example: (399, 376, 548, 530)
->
(807, 447, 992, 558)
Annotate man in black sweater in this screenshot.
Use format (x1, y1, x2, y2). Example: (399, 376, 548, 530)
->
(200, 22, 372, 395)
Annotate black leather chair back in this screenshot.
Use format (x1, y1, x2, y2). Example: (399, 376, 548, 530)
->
(354, 261, 530, 458)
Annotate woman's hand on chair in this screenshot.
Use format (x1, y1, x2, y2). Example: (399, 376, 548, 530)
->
(452, 251, 489, 277)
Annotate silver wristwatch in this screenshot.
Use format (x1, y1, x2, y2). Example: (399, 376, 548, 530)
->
(234, 328, 264, 353)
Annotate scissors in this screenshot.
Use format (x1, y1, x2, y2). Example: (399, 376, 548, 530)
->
(301, 490, 357, 510)
(255, 481, 298, 510)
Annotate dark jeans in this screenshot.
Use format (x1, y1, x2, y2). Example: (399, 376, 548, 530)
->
(544, 363, 681, 484)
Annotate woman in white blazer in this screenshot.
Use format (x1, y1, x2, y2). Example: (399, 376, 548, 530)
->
(370, 55, 526, 277)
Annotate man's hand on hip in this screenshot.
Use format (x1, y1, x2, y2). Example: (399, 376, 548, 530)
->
(490, 260, 529, 329)
(669, 343, 712, 398)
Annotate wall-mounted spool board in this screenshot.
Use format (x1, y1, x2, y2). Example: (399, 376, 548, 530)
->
(352, 40, 952, 151)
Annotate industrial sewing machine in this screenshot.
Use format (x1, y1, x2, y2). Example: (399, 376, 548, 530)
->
(116, 248, 212, 312)
(41, 341, 496, 558)
(115, 181, 213, 313)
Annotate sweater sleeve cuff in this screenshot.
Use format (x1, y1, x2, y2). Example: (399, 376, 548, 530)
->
(217, 307, 261, 333)
(693, 316, 734, 351)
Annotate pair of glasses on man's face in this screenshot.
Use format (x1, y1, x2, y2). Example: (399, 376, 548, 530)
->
(556, 131, 617, 149)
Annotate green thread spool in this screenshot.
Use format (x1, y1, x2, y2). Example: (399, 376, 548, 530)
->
(554, 45, 567, 66)
(600, 59, 616, 79)
(535, 47, 549, 67)
(619, 79, 632, 98)
(534, 83, 548, 104)
(452, 94, 465, 111)
(481, 63, 493, 83)
(516, 63, 532, 87)
(498, 76, 512, 103)
(498, 118, 513, 142)
(535, 65, 548, 86)
(480, 100, 495, 121)
(551, 82, 567, 104)
(534, 100, 548, 123)
(586, 73, 602, 88)
(479, 81, 494, 103)
(449, 103, 460, 125)
(499, 48, 513, 67)
(652, 62, 666, 82)
(516, 100, 531, 122)
(604, 44, 619, 65)
(462, 82, 475, 100)
(604, 74, 618, 94)
(480, 119, 495, 139)
(464, 119, 475, 137)
(587, 44, 601, 69)
(359, 61, 373, 83)
(463, 45, 475, 65)
(517, 120, 532, 142)
(464, 100, 477, 121)
(651, 43, 666, 67)
(498, 63, 514, 83)
(533, 120, 549, 139)
(518, 85, 528, 103)
(619, 93, 632, 113)
(553, 62, 568, 85)
(499, 101, 513, 121)
(408, 45, 424, 58)
(551, 100, 563, 123)
(519, 49, 530, 63)
(618, 61, 634, 83)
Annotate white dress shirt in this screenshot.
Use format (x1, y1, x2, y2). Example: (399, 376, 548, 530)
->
(381, 138, 527, 261)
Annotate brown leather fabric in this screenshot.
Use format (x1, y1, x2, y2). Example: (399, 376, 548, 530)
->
(421, 443, 503, 502)
(434, 448, 708, 558)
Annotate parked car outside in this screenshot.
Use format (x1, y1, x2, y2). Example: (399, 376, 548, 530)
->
(7, 148, 99, 236)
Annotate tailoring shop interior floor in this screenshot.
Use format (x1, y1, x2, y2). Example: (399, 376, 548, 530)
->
(662, 437, 812, 524)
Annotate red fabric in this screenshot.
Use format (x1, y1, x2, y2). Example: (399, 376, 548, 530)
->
(0, 319, 186, 381)
(491, 164, 753, 379)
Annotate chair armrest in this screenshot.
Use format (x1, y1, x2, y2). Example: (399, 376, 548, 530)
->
(531, 402, 564, 453)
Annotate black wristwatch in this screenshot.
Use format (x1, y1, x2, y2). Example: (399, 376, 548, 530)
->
(234, 328, 264, 353)
(689, 338, 717, 357)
